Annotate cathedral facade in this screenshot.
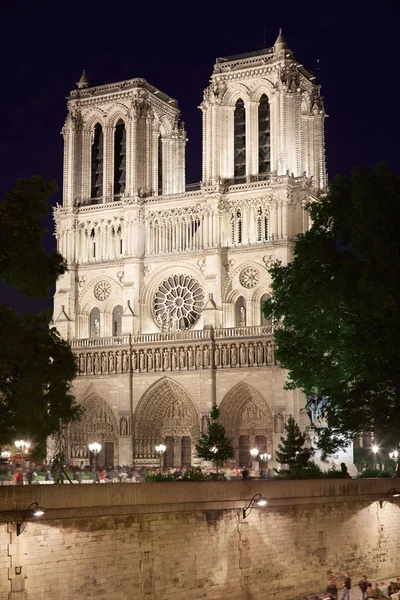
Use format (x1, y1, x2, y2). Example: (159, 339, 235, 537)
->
(52, 31, 326, 469)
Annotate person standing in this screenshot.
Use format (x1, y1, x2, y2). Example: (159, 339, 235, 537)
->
(340, 572, 351, 600)
(359, 576, 370, 600)
(326, 576, 338, 599)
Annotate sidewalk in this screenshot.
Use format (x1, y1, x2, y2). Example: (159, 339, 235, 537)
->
(298, 575, 399, 600)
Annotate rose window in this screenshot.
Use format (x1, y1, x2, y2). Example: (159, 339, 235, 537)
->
(94, 280, 111, 301)
(154, 275, 204, 330)
(239, 267, 260, 289)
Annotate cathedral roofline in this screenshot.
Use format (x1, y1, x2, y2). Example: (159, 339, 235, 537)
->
(69, 77, 178, 106)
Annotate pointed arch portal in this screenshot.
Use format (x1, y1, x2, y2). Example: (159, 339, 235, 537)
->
(219, 382, 273, 467)
(133, 378, 200, 467)
(68, 392, 119, 468)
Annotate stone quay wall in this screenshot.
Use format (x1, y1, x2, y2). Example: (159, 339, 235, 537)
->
(1, 479, 400, 600)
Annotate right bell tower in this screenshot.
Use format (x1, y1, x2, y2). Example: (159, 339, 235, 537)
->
(200, 30, 327, 193)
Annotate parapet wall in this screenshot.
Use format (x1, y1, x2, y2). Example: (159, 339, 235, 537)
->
(1, 479, 399, 600)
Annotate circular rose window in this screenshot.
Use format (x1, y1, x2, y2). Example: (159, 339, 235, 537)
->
(154, 275, 204, 330)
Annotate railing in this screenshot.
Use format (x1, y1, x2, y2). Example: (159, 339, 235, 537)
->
(70, 326, 273, 348)
(216, 47, 273, 63)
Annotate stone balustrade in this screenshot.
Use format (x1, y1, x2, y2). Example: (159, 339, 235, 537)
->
(72, 326, 275, 376)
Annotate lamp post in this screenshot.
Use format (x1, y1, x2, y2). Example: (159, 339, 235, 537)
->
(1, 451, 11, 460)
(14, 440, 30, 474)
(242, 493, 268, 519)
(260, 453, 272, 478)
(372, 444, 379, 469)
(16, 502, 45, 536)
(155, 444, 166, 472)
(88, 442, 102, 481)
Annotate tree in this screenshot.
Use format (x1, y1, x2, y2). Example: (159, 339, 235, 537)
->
(264, 164, 400, 457)
(275, 416, 313, 473)
(195, 406, 234, 474)
(0, 177, 81, 446)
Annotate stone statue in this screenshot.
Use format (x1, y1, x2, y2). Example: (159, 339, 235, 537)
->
(147, 351, 153, 371)
(257, 344, 263, 365)
(203, 346, 209, 367)
(240, 345, 246, 364)
(109, 352, 114, 372)
(79, 354, 85, 374)
(274, 413, 285, 434)
(195, 347, 202, 368)
(155, 350, 161, 370)
(248, 344, 255, 365)
(132, 351, 137, 371)
(116, 351, 122, 373)
(86, 353, 92, 374)
(188, 347, 193, 368)
(214, 346, 220, 367)
(120, 416, 128, 437)
(139, 351, 145, 371)
(171, 349, 177, 370)
(222, 345, 227, 366)
(94, 318, 100, 336)
(240, 306, 246, 325)
(101, 352, 107, 373)
(94, 353, 100, 373)
(163, 349, 169, 370)
(267, 343, 273, 364)
(231, 345, 237, 366)
(122, 351, 129, 372)
(179, 348, 185, 369)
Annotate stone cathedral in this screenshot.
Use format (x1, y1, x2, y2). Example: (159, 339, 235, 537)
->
(52, 31, 327, 469)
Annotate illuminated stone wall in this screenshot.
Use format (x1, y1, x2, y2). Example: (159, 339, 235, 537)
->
(1, 479, 400, 599)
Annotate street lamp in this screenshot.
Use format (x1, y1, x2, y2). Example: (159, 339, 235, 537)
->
(372, 444, 379, 469)
(242, 493, 268, 519)
(16, 502, 45, 536)
(379, 488, 400, 509)
(15, 440, 30, 473)
(389, 450, 399, 460)
(155, 444, 166, 471)
(260, 452, 272, 476)
(1, 451, 11, 460)
(88, 442, 102, 479)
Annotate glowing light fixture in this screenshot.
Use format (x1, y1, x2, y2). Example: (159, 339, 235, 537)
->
(16, 502, 45, 536)
(379, 488, 400, 509)
(242, 493, 268, 519)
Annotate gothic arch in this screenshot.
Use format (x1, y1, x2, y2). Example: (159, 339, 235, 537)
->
(134, 377, 200, 440)
(222, 84, 251, 107)
(83, 108, 107, 132)
(139, 262, 205, 306)
(77, 275, 123, 315)
(68, 388, 119, 464)
(106, 105, 129, 128)
(251, 80, 275, 103)
(219, 382, 273, 439)
(222, 260, 266, 303)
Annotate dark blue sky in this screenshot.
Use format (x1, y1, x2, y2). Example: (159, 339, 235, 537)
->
(1, 2, 398, 312)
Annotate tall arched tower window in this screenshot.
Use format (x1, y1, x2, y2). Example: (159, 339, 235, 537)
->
(158, 135, 163, 195)
(236, 296, 246, 327)
(231, 209, 242, 244)
(258, 95, 270, 175)
(90, 307, 100, 338)
(91, 124, 103, 199)
(256, 207, 269, 242)
(260, 293, 271, 327)
(234, 99, 246, 180)
(113, 120, 126, 196)
(112, 305, 123, 336)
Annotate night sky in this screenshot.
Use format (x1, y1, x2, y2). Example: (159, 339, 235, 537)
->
(1, 3, 398, 313)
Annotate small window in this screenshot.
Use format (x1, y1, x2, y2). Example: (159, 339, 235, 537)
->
(90, 307, 100, 338)
(112, 305, 123, 336)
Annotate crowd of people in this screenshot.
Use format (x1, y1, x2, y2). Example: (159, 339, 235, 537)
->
(300, 573, 400, 599)
(0, 462, 271, 484)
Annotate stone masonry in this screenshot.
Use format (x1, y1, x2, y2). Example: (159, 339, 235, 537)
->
(1, 479, 400, 599)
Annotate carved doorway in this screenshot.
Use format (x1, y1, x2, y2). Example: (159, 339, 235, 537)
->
(133, 378, 200, 467)
(181, 436, 191, 467)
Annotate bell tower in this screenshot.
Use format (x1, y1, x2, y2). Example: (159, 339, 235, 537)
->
(62, 75, 187, 207)
(200, 30, 326, 192)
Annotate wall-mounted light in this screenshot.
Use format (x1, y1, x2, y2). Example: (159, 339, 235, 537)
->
(242, 493, 268, 519)
(379, 488, 400, 509)
(16, 502, 45, 536)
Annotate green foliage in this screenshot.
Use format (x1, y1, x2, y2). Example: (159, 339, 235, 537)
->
(181, 467, 209, 481)
(195, 406, 235, 469)
(274, 462, 323, 479)
(0, 176, 80, 445)
(145, 472, 175, 482)
(357, 467, 392, 478)
(264, 164, 400, 456)
(275, 416, 314, 474)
